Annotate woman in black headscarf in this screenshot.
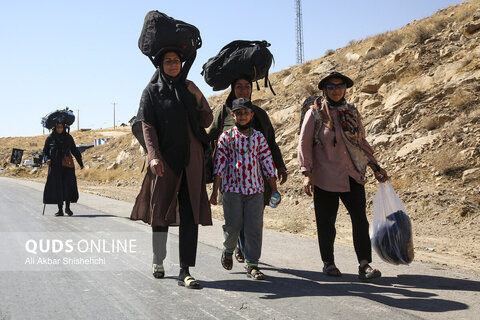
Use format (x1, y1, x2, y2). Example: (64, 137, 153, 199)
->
(208, 75, 287, 265)
(130, 50, 213, 289)
(43, 122, 84, 216)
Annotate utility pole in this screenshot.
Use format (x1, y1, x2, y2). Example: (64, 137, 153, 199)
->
(77, 109, 80, 131)
(295, 0, 305, 64)
(112, 102, 117, 129)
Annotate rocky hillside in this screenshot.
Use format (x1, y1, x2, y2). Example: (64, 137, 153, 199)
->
(2, 1, 479, 272)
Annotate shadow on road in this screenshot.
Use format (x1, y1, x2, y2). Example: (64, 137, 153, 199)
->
(202, 266, 476, 313)
(68, 214, 119, 218)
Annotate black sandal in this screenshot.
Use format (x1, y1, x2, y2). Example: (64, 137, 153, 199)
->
(358, 264, 381, 280)
(323, 262, 342, 277)
(235, 246, 245, 263)
(178, 275, 201, 289)
(221, 251, 233, 270)
(246, 265, 265, 280)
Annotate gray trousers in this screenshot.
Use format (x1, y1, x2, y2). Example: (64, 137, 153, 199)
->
(152, 230, 167, 265)
(222, 192, 264, 264)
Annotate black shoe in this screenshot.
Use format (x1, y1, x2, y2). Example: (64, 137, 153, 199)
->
(55, 211, 64, 217)
(65, 208, 73, 216)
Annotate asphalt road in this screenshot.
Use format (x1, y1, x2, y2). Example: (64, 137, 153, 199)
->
(0, 177, 479, 320)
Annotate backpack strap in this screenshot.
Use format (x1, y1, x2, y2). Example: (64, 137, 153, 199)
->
(266, 74, 276, 95)
(219, 104, 226, 138)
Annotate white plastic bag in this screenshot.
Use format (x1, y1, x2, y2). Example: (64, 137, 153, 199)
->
(371, 181, 414, 265)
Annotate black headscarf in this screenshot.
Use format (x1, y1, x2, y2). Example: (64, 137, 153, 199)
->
(135, 51, 208, 174)
(225, 75, 253, 109)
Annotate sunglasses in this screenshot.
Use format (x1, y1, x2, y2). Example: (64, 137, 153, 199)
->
(326, 83, 346, 90)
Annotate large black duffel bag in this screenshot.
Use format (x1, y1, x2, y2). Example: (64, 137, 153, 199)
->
(138, 10, 202, 66)
(201, 40, 275, 93)
(41, 109, 75, 129)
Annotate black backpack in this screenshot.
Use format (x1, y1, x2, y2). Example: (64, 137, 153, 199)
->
(298, 95, 320, 134)
(201, 40, 275, 93)
(138, 11, 202, 66)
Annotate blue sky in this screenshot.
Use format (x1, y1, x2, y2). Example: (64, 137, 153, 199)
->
(0, 0, 463, 137)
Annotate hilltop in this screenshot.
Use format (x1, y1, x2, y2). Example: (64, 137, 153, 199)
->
(1, 0, 479, 273)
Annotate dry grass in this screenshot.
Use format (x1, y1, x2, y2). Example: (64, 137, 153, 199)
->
(324, 49, 335, 56)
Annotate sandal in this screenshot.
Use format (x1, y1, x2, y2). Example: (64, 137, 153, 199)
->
(358, 264, 381, 280)
(323, 262, 342, 277)
(178, 275, 201, 289)
(235, 246, 245, 263)
(246, 265, 265, 280)
(152, 264, 165, 279)
(221, 251, 233, 270)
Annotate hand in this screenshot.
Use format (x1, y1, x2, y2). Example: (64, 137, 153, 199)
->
(374, 168, 389, 183)
(303, 174, 314, 197)
(186, 80, 203, 106)
(272, 191, 282, 206)
(150, 159, 165, 177)
(277, 167, 288, 185)
(46, 159, 51, 166)
(210, 190, 218, 205)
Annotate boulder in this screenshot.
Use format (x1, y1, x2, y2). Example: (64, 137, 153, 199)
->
(462, 168, 480, 183)
(396, 134, 440, 158)
(464, 21, 480, 34)
(345, 52, 361, 63)
(473, 9, 480, 21)
(312, 60, 336, 75)
(107, 162, 118, 170)
(361, 81, 380, 94)
(362, 98, 382, 110)
(366, 118, 388, 134)
(283, 74, 296, 87)
(116, 150, 130, 164)
(371, 134, 390, 146)
(439, 45, 458, 57)
(361, 73, 395, 94)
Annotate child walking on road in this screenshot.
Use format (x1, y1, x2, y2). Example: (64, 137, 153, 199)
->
(210, 98, 280, 280)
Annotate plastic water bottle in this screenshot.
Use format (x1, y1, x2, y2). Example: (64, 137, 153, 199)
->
(269, 193, 280, 208)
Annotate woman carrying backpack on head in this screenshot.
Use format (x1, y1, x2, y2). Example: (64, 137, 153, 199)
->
(43, 121, 84, 216)
(208, 75, 287, 264)
(298, 71, 389, 280)
(130, 50, 213, 289)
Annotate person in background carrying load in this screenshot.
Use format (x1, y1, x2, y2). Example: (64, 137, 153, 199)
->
(210, 98, 280, 280)
(43, 121, 84, 216)
(130, 50, 213, 289)
(298, 71, 389, 280)
(208, 75, 287, 264)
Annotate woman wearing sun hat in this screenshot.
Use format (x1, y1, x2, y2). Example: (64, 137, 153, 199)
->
(298, 71, 388, 280)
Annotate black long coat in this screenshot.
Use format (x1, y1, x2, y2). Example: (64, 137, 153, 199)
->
(42, 132, 83, 204)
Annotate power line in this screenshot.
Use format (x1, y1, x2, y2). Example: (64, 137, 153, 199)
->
(295, 0, 305, 64)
